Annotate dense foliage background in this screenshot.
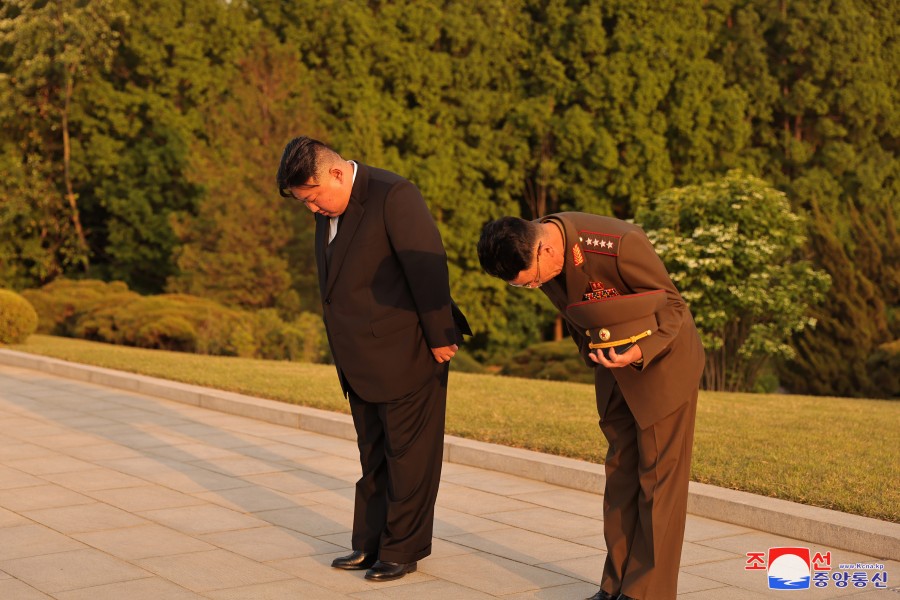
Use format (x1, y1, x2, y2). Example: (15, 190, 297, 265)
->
(1, 0, 897, 397)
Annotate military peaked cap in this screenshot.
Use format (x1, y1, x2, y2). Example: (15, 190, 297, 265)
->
(566, 290, 667, 359)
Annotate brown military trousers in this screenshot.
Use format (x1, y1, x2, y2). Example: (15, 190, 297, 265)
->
(598, 382, 698, 600)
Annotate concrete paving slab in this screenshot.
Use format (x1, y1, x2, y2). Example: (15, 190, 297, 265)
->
(189, 455, 296, 477)
(138, 503, 269, 535)
(483, 506, 604, 540)
(243, 469, 350, 495)
(22, 501, 148, 534)
(270, 551, 435, 594)
(436, 481, 536, 515)
(0, 523, 86, 560)
(193, 485, 309, 513)
(62, 442, 144, 461)
(0, 483, 94, 511)
(432, 505, 513, 538)
(102, 459, 252, 494)
(4, 454, 95, 476)
(570, 532, 607, 550)
(293, 486, 357, 511)
(39, 466, 148, 491)
(684, 514, 755, 542)
(0, 578, 54, 599)
(136, 549, 292, 593)
(510, 487, 607, 520)
(0, 548, 149, 593)
(0, 442, 56, 461)
(235, 442, 325, 463)
(0, 506, 27, 528)
(199, 525, 345, 561)
(73, 523, 215, 559)
(254, 503, 353, 537)
(418, 551, 577, 595)
(673, 571, 730, 595)
(445, 526, 597, 565)
(84, 484, 205, 512)
(0, 358, 896, 599)
(500, 582, 619, 600)
(442, 469, 563, 496)
(349, 579, 498, 599)
(206, 578, 354, 599)
(536, 553, 605, 585)
(679, 540, 742, 566)
(53, 576, 207, 600)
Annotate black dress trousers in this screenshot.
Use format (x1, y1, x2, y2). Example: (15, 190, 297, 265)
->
(347, 362, 449, 564)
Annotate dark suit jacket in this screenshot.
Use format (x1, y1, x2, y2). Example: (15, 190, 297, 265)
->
(315, 163, 469, 402)
(539, 212, 705, 428)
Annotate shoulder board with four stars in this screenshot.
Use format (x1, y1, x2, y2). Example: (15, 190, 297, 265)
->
(578, 230, 621, 256)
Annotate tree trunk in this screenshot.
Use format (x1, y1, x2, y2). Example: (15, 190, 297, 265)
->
(62, 67, 88, 263)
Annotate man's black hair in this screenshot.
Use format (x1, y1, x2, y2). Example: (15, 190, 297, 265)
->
(276, 136, 331, 197)
(477, 217, 539, 281)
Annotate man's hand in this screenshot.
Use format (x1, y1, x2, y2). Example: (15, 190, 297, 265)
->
(590, 344, 643, 369)
(431, 344, 459, 363)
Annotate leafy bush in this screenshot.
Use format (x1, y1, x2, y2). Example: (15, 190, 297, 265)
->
(21, 279, 138, 335)
(0, 289, 39, 344)
(253, 309, 329, 362)
(20, 279, 332, 363)
(635, 171, 831, 392)
(868, 340, 900, 399)
(134, 316, 198, 352)
(451, 349, 487, 374)
(500, 340, 594, 384)
(87, 294, 257, 357)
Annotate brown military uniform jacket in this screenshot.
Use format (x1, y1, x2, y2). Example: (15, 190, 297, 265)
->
(539, 212, 705, 428)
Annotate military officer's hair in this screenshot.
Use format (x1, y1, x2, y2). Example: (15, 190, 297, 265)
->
(477, 217, 540, 281)
(276, 136, 341, 198)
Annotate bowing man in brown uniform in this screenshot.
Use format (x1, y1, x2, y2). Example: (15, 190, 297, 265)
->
(277, 137, 470, 582)
(477, 214, 704, 600)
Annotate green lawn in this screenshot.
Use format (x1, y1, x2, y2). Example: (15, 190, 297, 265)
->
(8, 334, 900, 523)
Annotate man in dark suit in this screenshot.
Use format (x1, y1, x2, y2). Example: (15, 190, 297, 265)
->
(477, 214, 704, 600)
(276, 137, 470, 581)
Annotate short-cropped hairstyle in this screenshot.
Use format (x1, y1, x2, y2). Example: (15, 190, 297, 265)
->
(276, 136, 332, 197)
(477, 217, 539, 281)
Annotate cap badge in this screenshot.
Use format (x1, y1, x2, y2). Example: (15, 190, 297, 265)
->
(599, 328, 611, 341)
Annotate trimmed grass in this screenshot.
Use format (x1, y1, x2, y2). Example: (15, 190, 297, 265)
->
(8, 334, 900, 523)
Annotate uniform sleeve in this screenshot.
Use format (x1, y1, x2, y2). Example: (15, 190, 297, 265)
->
(564, 318, 596, 368)
(616, 229, 689, 368)
(383, 180, 458, 348)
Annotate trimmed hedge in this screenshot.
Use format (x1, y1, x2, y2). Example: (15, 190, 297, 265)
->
(500, 339, 594, 384)
(869, 340, 900, 398)
(0, 289, 39, 344)
(21, 279, 329, 362)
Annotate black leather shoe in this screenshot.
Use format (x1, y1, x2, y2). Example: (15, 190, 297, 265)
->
(586, 590, 616, 600)
(364, 560, 417, 581)
(616, 595, 637, 600)
(331, 550, 377, 570)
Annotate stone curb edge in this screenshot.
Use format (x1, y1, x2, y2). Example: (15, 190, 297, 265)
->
(1, 348, 896, 561)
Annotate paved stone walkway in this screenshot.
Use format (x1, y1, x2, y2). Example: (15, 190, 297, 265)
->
(0, 364, 896, 599)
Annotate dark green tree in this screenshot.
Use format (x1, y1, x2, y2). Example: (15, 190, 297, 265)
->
(83, 0, 255, 293)
(168, 34, 320, 313)
(0, 0, 125, 287)
(708, 0, 899, 396)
